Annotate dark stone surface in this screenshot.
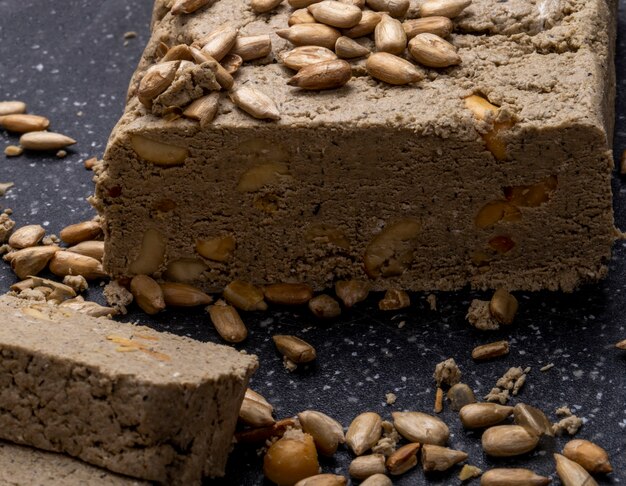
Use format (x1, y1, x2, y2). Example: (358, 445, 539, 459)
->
(1, 1, 625, 484)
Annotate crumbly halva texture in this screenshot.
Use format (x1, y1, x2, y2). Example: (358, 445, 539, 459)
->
(0, 295, 258, 485)
(0, 441, 147, 486)
(94, 0, 618, 293)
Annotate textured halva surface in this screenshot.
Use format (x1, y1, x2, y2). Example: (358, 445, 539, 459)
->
(0, 295, 257, 484)
(95, 0, 617, 292)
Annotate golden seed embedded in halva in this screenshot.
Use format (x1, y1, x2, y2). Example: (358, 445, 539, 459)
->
(223, 280, 268, 311)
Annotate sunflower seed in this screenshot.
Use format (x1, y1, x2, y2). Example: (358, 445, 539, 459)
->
(346, 412, 383, 455)
(421, 444, 468, 472)
(375, 14, 407, 55)
(288, 59, 352, 90)
(19, 131, 77, 151)
(403, 16, 454, 38)
(229, 85, 281, 120)
(276, 23, 342, 50)
(480, 468, 551, 486)
(366, 52, 423, 85)
(208, 299, 248, 343)
(459, 403, 513, 429)
(298, 410, 345, 456)
(130, 275, 166, 315)
(419, 0, 471, 18)
(348, 454, 386, 480)
(562, 439, 612, 474)
(408, 33, 461, 68)
(308, 1, 363, 29)
(386, 442, 420, 475)
(481, 425, 539, 457)
(0, 114, 49, 133)
(392, 411, 449, 445)
(365, 0, 409, 17)
(280, 45, 338, 70)
(273, 335, 316, 363)
(231, 35, 272, 61)
(335, 36, 370, 58)
(8, 225, 45, 249)
(554, 453, 599, 486)
(342, 11, 382, 37)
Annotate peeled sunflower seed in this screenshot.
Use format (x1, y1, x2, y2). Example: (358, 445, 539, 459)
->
(348, 454, 387, 480)
(200, 25, 239, 61)
(31, 276, 76, 302)
(366, 52, 423, 85)
(160, 282, 212, 306)
(67, 240, 105, 261)
(235, 417, 296, 444)
(288, 59, 352, 90)
(8, 225, 45, 249)
(189, 48, 233, 89)
(554, 453, 599, 486)
(480, 468, 551, 486)
(264, 283, 314, 305)
(289, 8, 317, 25)
(280, 45, 338, 71)
(346, 412, 383, 455)
(459, 403, 513, 429)
(472, 340, 510, 361)
(365, 0, 409, 17)
(60, 298, 117, 318)
(130, 275, 166, 315)
(446, 383, 476, 411)
(386, 443, 420, 475)
(307, 1, 363, 29)
(183, 92, 220, 127)
(513, 403, 553, 437)
(0, 114, 49, 133)
(419, 0, 471, 18)
(250, 0, 283, 13)
(60, 220, 102, 245)
(562, 439, 612, 474)
(342, 11, 382, 37)
(239, 388, 275, 427)
(360, 475, 392, 486)
(481, 425, 539, 457)
(221, 53, 243, 74)
(335, 36, 370, 58)
(489, 288, 518, 325)
(208, 300, 248, 343)
(223, 280, 268, 311)
(273, 335, 316, 363)
(229, 85, 281, 120)
(392, 411, 449, 445)
(8, 245, 59, 280)
(231, 35, 272, 61)
(137, 61, 180, 107)
(335, 280, 370, 307)
(276, 24, 342, 50)
(298, 410, 345, 456)
(309, 294, 342, 319)
(0, 101, 26, 116)
(421, 444, 468, 472)
(294, 474, 347, 486)
(378, 288, 410, 311)
(171, 0, 211, 14)
(288, 0, 323, 8)
(161, 44, 193, 62)
(49, 251, 107, 280)
(20, 131, 77, 151)
(408, 33, 461, 68)
(403, 16, 454, 39)
(375, 14, 407, 55)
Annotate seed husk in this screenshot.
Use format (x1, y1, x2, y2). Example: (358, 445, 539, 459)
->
(235, 417, 296, 444)
(129, 275, 166, 315)
(231, 35, 272, 61)
(60, 220, 102, 245)
(346, 412, 383, 455)
(307, 1, 363, 29)
(365, 0, 409, 17)
(239, 388, 275, 426)
(459, 403, 514, 429)
(20, 131, 77, 151)
(160, 282, 213, 306)
(200, 25, 239, 61)
(447, 383, 476, 411)
(366, 52, 423, 85)
(481, 425, 539, 457)
(183, 92, 220, 127)
(66, 240, 104, 261)
(386, 443, 420, 475)
(294, 474, 347, 486)
(375, 14, 407, 55)
(403, 16, 454, 39)
(342, 11, 382, 37)
(335, 280, 370, 307)
(208, 299, 248, 343)
(348, 454, 386, 480)
(408, 33, 461, 68)
(335, 36, 370, 58)
(263, 283, 314, 305)
(250, 0, 283, 13)
(360, 475, 392, 486)
(8, 225, 45, 249)
(513, 403, 553, 437)
(171, 0, 211, 14)
(480, 468, 551, 486)
(0, 101, 26, 116)
(392, 411, 449, 445)
(472, 340, 510, 361)
(273, 335, 316, 363)
(49, 251, 107, 280)
(137, 61, 180, 107)
(421, 444, 468, 472)
(298, 410, 345, 456)
(309, 294, 342, 318)
(280, 45, 338, 71)
(0, 114, 49, 133)
(229, 85, 281, 120)
(223, 280, 268, 311)
(378, 288, 410, 310)
(276, 24, 342, 50)
(221, 53, 243, 74)
(555, 453, 599, 486)
(290, 8, 317, 25)
(419, 0, 471, 18)
(562, 439, 612, 474)
(8, 245, 59, 280)
(288, 59, 352, 90)
(489, 288, 518, 325)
